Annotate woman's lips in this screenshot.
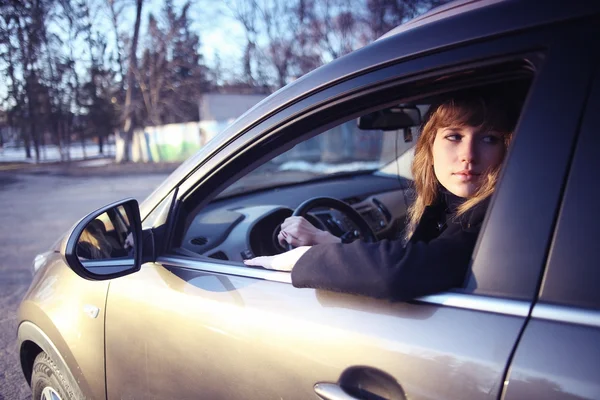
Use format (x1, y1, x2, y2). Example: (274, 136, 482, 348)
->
(453, 171, 480, 182)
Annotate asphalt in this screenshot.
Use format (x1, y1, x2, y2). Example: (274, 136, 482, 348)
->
(0, 162, 177, 399)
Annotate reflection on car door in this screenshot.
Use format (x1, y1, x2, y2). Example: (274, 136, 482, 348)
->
(104, 261, 527, 399)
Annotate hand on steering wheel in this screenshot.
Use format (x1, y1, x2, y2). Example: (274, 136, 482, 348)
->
(282, 197, 377, 251)
(278, 216, 340, 248)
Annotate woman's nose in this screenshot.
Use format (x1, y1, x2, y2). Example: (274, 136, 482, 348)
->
(459, 138, 477, 163)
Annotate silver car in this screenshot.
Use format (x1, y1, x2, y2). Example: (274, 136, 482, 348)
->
(17, 0, 600, 399)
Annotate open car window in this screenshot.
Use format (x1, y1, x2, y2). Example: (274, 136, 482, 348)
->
(171, 66, 533, 269)
(217, 118, 421, 199)
(167, 56, 534, 302)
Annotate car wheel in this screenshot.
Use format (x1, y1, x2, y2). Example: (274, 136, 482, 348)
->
(31, 352, 82, 400)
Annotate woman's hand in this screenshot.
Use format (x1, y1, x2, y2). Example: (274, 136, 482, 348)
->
(243, 246, 311, 271)
(278, 216, 341, 247)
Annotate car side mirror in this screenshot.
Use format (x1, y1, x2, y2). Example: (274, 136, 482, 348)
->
(357, 105, 422, 131)
(63, 198, 143, 280)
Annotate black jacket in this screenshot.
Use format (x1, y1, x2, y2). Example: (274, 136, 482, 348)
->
(291, 195, 490, 301)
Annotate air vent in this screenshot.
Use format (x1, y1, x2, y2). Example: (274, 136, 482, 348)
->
(344, 197, 362, 205)
(372, 198, 391, 221)
(190, 237, 208, 246)
(208, 251, 229, 260)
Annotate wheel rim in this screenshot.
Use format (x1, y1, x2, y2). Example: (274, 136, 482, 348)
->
(41, 387, 62, 400)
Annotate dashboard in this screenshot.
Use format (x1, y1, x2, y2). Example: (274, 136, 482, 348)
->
(180, 173, 411, 262)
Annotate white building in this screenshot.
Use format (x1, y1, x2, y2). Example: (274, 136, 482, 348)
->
(126, 93, 269, 163)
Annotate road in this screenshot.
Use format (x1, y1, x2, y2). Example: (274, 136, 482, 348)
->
(0, 167, 172, 400)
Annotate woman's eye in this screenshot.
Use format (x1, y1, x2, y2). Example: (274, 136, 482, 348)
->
(482, 135, 501, 144)
(445, 134, 462, 141)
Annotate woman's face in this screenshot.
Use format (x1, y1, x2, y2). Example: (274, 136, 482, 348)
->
(432, 125, 505, 198)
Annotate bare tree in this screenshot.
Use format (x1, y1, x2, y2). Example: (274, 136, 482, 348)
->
(17, 0, 53, 162)
(135, 0, 209, 127)
(1, 7, 28, 156)
(222, 0, 447, 90)
(107, 0, 127, 92)
(116, 0, 143, 163)
(222, 0, 261, 86)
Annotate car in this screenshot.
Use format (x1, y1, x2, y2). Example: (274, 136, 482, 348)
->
(17, 0, 600, 399)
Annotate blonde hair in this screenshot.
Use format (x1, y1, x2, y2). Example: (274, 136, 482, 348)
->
(79, 221, 113, 259)
(405, 96, 515, 241)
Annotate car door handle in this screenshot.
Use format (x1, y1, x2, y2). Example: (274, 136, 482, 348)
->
(314, 383, 360, 400)
(315, 366, 406, 400)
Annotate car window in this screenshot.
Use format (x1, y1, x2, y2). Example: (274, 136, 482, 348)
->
(539, 72, 600, 310)
(217, 120, 420, 199)
(176, 70, 533, 270)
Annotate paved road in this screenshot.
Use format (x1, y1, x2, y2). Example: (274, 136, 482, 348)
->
(0, 169, 171, 399)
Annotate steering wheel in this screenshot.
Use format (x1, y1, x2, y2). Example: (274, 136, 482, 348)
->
(286, 196, 377, 250)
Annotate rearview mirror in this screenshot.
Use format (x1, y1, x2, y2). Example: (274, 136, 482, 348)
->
(357, 106, 422, 131)
(63, 198, 143, 280)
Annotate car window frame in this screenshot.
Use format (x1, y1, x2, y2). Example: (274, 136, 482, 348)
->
(536, 62, 600, 312)
(152, 21, 595, 311)
(464, 20, 599, 301)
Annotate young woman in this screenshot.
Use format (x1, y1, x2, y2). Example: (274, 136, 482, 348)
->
(244, 95, 516, 301)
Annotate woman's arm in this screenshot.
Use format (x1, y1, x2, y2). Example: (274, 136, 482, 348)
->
(290, 229, 478, 301)
(244, 246, 312, 271)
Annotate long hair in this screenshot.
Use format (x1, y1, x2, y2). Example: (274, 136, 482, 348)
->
(78, 221, 113, 259)
(405, 95, 516, 241)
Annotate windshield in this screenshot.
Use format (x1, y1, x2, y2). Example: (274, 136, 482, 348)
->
(218, 120, 418, 198)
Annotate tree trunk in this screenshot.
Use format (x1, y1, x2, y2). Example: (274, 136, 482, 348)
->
(117, 0, 143, 163)
(108, 0, 126, 93)
(25, 83, 40, 162)
(80, 131, 87, 159)
(98, 134, 104, 154)
(23, 124, 32, 159)
(65, 118, 71, 162)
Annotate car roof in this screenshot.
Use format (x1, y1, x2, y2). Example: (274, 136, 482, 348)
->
(141, 0, 600, 216)
(379, 0, 508, 40)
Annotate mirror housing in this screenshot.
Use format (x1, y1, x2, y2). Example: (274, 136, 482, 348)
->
(63, 198, 144, 281)
(357, 105, 422, 131)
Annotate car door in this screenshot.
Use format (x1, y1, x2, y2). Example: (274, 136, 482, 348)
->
(501, 64, 600, 400)
(103, 22, 596, 400)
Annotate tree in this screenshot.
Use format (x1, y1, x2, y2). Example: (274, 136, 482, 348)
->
(1, 5, 28, 155)
(16, 0, 54, 162)
(223, 0, 449, 90)
(116, 0, 143, 163)
(77, 0, 119, 155)
(135, 0, 209, 127)
(223, 0, 260, 86)
(107, 0, 127, 93)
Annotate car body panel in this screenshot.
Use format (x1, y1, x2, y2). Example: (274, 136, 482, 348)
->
(105, 261, 526, 399)
(538, 56, 600, 310)
(502, 313, 600, 400)
(18, 252, 108, 399)
(380, 0, 600, 40)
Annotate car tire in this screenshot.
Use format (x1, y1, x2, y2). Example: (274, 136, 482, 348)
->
(31, 352, 83, 400)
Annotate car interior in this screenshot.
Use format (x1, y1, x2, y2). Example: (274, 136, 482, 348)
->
(170, 64, 534, 266)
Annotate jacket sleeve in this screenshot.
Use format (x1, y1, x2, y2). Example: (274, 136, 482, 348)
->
(290, 228, 479, 301)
